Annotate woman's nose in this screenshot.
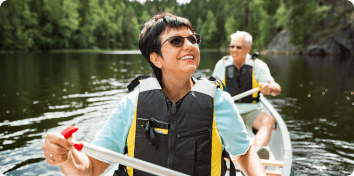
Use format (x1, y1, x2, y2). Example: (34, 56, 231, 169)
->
(183, 38, 194, 49)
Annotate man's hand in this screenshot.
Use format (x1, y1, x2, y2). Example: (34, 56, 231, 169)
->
(259, 81, 281, 96)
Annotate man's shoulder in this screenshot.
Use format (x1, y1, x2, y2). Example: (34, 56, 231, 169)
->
(244, 57, 268, 70)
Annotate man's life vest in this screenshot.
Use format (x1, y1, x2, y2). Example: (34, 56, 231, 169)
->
(222, 56, 259, 103)
(115, 76, 231, 176)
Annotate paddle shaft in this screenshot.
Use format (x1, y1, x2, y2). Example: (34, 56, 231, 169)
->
(232, 87, 261, 101)
(80, 142, 188, 176)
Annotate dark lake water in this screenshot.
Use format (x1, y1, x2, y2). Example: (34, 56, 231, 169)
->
(0, 52, 353, 176)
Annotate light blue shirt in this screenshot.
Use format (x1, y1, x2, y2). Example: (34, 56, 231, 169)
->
(212, 54, 274, 114)
(91, 84, 250, 163)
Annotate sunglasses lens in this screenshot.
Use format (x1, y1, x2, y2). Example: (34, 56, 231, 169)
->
(195, 34, 201, 44)
(169, 36, 184, 47)
(187, 35, 198, 44)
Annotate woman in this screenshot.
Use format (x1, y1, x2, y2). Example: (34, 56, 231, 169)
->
(42, 12, 266, 176)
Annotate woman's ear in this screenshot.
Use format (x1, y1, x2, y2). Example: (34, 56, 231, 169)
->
(150, 52, 162, 69)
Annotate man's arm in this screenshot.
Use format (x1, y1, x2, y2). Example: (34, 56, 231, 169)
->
(236, 145, 266, 176)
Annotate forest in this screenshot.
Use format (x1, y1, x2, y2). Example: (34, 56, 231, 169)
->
(0, 0, 353, 53)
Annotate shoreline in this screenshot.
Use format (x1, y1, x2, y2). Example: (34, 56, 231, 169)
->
(0, 48, 348, 56)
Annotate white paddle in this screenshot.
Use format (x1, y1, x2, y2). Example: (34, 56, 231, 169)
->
(232, 86, 262, 101)
(74, 142, 188, 176)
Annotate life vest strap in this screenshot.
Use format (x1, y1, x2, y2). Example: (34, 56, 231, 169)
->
(137, 118, 169, 129)
(138, 118, 170, 148)
(127, 75, 150, 92)
(208, 76, 228, 92)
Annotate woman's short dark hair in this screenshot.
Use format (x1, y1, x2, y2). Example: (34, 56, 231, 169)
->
(138, 12, 194, 86)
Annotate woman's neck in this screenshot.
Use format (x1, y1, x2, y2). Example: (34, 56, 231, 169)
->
(162, 74, 194, 102)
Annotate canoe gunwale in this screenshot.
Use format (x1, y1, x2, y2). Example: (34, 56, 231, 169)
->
(259, 94, 292, 176)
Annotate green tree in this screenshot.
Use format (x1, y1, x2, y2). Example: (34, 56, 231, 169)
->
(248, 0, 271, 49)
(93, 0, 125, 49)
(274, 3, 288, 29)
(41, 0, 80, 49)
(200, 10, 218, 49)
(139, 10, 151, 30)
(112, 1, 126, 49)
(73, 0, 103, 49)
(0, 0, 37, 51)
(288, 0, 319, 48)
(124, 6, 140, 49)
(195, 18, 203, 34)
(224, 14, 240, 44)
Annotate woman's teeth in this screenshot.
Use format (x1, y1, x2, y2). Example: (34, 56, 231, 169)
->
(180, 56, 193, 60)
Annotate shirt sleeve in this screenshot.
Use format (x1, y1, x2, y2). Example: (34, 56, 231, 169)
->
(255, 59, 274, 83)
(91, 89, 138, 156)
(212, 58, 225, 80)
(214, 89, 251, 156)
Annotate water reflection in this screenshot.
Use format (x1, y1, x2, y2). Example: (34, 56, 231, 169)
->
(0, 53, 353, 175)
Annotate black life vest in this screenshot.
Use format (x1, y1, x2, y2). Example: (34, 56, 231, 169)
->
(117, 76, 230, 176)
(222, 56, 259, 103)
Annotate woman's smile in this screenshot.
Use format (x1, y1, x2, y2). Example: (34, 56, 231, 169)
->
(180, 54, 194, 62)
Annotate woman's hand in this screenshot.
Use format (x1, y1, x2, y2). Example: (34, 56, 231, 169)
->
(42, 126, 79, 166)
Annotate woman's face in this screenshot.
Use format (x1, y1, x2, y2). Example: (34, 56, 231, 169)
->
(154, 26, 200, 79)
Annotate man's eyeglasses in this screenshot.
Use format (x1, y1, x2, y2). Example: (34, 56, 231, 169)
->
(160, 34, 201, 48)
(229, 45, 242, 50)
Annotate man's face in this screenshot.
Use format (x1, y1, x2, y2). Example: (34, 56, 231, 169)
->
(229, 37, 251, 65)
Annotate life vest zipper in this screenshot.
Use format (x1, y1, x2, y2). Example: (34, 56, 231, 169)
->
(177, 127, 212, 138)
(168, 101, 177, 169)
(172, 101, 177, 114)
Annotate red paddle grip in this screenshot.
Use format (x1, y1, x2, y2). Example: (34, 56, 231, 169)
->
(61, 125, 79, 138)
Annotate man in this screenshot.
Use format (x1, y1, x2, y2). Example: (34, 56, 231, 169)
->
(212, 31, 281, 159)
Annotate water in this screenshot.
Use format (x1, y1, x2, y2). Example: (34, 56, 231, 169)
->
(0, 52, 353, 176)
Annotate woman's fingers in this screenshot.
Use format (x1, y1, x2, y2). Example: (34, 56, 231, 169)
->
(44, 151, 70, 166)
(42, 126, 80, 165)
(42, 132, 75, 165)
(43, 135, 71, 153)
(45, 132, 73, 150)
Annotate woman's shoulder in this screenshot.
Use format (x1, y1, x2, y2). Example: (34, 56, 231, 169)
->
(116, 88, 139, 108)
(215, 88, 234, 106)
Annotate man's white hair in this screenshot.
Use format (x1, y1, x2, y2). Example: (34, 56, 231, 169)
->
(230, 31, 252, 47)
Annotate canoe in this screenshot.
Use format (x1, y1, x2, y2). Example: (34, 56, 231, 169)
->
(257, 93, 293, 176)
(225, 93, 293, 176)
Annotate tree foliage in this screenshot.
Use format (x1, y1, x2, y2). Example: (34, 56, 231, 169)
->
(248, 0, 271, 49)
(0, 0, 335, 51)
(200, 10, 218, 48)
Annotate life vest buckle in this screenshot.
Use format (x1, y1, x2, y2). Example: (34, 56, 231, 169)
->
(137, 118, 169, 148)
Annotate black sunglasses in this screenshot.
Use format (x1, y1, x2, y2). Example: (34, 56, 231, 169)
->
(160, 34, 201, 48)
(229, 45, 243, 50)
